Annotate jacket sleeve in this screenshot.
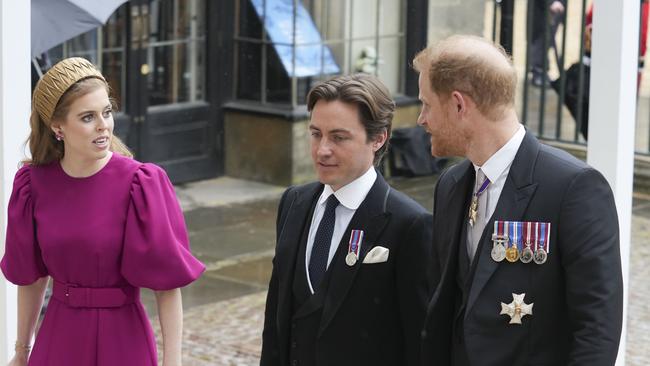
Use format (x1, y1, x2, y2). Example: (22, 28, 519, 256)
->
(261, 259, 282, 366)
(121, 163, 205, 290)
(430, 168, 449, 290)
(260, 187, 294, 366)
(420, 167, 455, 366)
(560, 168, 623, 366)
(0, 166, 48, 285)
(397, 210, 434, 366)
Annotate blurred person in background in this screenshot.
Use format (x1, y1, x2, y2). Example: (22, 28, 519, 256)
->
(530, 0, 566, 87)
(551, 0, 649, 140)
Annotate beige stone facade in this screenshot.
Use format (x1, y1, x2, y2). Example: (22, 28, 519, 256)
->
(224, 102, 423, 186)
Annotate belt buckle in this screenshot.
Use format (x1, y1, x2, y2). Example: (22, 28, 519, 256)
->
(64, 283, 79, 306)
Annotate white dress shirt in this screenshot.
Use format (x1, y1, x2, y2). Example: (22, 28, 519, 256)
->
(305, 166, 377, 293)
(467, 125, 526, 257)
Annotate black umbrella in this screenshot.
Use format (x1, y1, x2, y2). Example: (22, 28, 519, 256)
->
(31, 0, 128, 56)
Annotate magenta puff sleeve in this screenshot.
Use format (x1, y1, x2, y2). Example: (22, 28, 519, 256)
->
(1, 166, 48, 285)
(121, 163, 205, 290)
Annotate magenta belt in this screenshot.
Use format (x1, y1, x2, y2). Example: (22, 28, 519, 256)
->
(52, 280, 139, 308)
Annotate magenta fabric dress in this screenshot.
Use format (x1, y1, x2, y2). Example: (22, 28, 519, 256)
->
(0, 153, 205, 366)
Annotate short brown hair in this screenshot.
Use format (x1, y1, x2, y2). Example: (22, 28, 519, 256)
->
(413, 35, 517, 120)
(306, 74, 395, 165)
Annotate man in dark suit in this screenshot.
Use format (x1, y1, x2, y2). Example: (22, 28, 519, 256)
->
(261, 74, 433, 366)
(414, 35, 623, 366)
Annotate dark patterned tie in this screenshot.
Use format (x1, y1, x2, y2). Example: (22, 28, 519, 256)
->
(469, 169, 490, 262)
(309, 194, 339, 291)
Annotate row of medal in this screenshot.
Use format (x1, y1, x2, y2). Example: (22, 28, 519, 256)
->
(491, 221, 550, 264)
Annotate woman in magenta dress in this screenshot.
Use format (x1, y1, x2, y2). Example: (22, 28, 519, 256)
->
(1, 57, 205, 366)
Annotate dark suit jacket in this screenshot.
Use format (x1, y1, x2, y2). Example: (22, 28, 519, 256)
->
(421, 132, 623, 366)
(261, 174, 433, 366)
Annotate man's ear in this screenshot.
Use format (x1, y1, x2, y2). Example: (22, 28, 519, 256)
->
(372, 129, 388, 152)
(450, 90, 467, 116)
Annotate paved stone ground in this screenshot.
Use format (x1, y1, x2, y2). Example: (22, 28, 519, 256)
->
(152, 292, 266, 365)
(627, 214, 650, 365)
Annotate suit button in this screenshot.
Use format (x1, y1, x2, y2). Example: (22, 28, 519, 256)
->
(291, 360, 298, 366)
(291, 341, 297, 348)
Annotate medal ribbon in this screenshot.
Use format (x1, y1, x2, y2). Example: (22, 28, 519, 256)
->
(494, 220, 505, 239)
(509, 221, 515, 249)
(546, 223, 551, 253)
(475, 177, 490, 198)
(540, 223, 550, 253)
(348, 230, 364, 258)
(534, 222, 540, 252)
(524, 221, 531, 247)
(515, 221, 523, 251)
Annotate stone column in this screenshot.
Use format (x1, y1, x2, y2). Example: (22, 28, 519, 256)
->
(428, 0, 486, 43)
(587, 1, 638, 365)
(0, 0, 30, 361)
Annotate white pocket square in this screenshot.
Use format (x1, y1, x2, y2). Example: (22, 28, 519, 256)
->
(362, 246, 389, 264)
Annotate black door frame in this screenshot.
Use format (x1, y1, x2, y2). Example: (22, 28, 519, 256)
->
(115, 0, 224, 183)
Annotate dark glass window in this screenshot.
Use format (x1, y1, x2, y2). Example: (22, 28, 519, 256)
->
(146, 0, 207, 106)
(234, 0, 406, 106)
(45, 7, 128, 108)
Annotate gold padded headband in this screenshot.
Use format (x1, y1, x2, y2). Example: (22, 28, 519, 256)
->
(32, 57, 106, 122)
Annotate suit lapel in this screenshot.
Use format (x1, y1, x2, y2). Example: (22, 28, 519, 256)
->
(439, 161, 474, 289)
(318, 175, 391, 336)
(276, 184, 322, 334)
(465, 132, 540, 315)
(422, 161, 473, 361)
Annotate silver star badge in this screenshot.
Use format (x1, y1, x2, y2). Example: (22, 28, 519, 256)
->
(500, 293, 533, 324)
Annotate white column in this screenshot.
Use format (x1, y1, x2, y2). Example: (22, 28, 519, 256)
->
(587, 0, 638, 365)
(0, 0, 31, 362)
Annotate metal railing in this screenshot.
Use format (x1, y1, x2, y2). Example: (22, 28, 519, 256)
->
(490, 0, 650, 155)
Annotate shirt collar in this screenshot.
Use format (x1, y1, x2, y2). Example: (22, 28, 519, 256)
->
(319, 166, 377, 210)
(474, 124, 525, 183)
